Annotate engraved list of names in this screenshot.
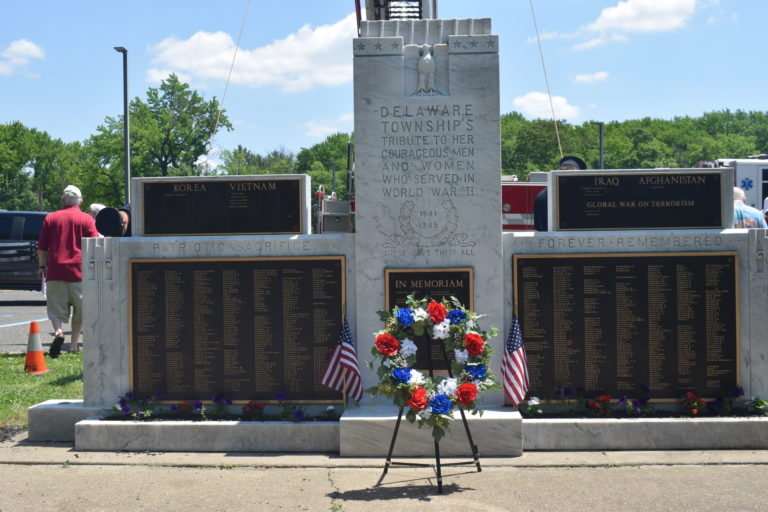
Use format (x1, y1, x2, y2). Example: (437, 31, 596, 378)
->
(514, 253, 738, 399)
(130, 257, 345, 402)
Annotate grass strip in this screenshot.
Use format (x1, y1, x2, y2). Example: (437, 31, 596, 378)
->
(0, 352, 83, 427)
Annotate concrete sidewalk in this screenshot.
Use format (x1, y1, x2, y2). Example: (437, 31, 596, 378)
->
(2, 430, 768, 511)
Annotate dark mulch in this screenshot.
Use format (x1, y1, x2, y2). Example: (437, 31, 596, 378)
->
(0, 425, 24, 443)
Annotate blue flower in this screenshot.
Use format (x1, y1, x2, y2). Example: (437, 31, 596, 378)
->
(430, 394, 453, 415)
(396, 308, 415, 326)
(392, 367, 412, 384)
(447, 309, 466, 325)
(465, 364, 486, 380)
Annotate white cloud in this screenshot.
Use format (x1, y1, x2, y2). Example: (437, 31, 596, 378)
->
(513, 91, 580, 120)
(145, 68, 192, 85)
(588, 0, 697, 33)
(574, 71, 609, 84)
(568, 0, 697, 50)
(147, 13, 357, 93)
(298, 113, 353, 138)
(0, 39, 44, 76)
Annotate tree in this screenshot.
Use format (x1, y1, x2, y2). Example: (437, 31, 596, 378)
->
(130, 74, 232, 177)
(295, 133, 352, 198)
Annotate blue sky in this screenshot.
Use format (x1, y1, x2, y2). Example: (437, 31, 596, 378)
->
(1, 0, 765, 161)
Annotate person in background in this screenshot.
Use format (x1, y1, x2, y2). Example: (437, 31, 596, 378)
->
(534, 155, 587, 231)
(89, 203, 105, 219)
(37, 185, 99, 357)
(733, 187, 767, 228)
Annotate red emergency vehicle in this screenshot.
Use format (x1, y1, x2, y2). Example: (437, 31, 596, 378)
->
(501, 177, 545, 230)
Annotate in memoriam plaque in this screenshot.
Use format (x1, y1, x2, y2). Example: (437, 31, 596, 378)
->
(514, 253, 738, 400)
(555, 171, 723, 230)
(142, 178, 303, 235)
(130, 256, 345, 403)
(385, 268, 473, 371)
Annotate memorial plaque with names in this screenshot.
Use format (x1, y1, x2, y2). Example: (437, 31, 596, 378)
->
(130, 256, 345, 403)
(142, 178, 303, 235)
(385, 268, 473, 371)
(514, 253, 738, 400)
(555, 171, 723, 230)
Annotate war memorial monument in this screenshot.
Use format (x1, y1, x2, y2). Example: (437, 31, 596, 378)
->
(27, 13, 768, 455)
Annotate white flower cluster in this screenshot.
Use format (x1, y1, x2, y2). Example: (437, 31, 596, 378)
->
(454, 349, 469, 363)
(432, 319, 451, 340)
(413, 308, 428, 321)
(407, 369, 425, 385)
(437, 377, 457, 396)
(399, 338, 418, 357)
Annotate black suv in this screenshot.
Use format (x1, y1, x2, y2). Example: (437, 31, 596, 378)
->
(0, 211, 48, 291)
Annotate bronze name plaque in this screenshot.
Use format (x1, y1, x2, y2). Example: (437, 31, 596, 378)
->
(385, 268, 473, 371)
(555, 171, 723, 230)
(514, 253, 738, 400)
(142, 178, 303, 236)
(130, 257, 345, 403)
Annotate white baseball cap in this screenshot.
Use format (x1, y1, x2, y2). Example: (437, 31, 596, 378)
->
(62, 185, 82, 199)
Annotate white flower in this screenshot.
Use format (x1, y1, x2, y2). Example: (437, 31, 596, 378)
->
(399, 338, 418, 357)
(326, 405, 336, 411)
(432, 319, 451, 340)
(454, 349, 469, 363)
(437, 377, 458, 396)
(413, 308, 428, 321)
(465, 319, 475, 330)
(528, 397, 540, 406)
(407, 370, 425, 385)
(418, 408, 432, 420)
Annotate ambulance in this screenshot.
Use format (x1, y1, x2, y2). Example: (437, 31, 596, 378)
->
(714, 157, 768, 209)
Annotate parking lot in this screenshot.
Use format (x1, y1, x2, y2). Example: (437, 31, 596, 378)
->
(0, 289, 51, 353)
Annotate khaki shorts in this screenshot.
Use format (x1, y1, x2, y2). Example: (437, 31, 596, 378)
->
(46, 281, 83, 324)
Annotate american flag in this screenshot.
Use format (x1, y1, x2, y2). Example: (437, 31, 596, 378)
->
(320, 318, 363, 402)
(501, 316, 529, 407)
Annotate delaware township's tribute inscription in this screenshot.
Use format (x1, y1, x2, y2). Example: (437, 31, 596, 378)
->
(130, 257, 345, 402)
(379, 104, 477, 249)
(514, 253, 738, 400)
(142, 178, 302, 235)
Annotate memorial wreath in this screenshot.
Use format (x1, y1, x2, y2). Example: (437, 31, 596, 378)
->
(368, 293, 499, 440)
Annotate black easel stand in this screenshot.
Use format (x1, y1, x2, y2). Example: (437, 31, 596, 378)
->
(376, 337, 481, 494)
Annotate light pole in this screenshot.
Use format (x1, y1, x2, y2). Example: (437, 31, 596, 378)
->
(114, 47, 130, 203)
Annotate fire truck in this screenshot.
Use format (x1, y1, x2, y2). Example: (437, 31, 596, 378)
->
(501, 174, 546, 231)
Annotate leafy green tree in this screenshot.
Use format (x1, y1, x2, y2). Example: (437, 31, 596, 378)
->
(295, 133, 352, 199)
(129, 74, 232, 176)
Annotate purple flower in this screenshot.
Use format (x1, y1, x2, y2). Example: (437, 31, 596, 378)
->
(275, 390, 288, 402)
(293, 409, 306, 421)
(121, 405, 131, 415)
(124, 391, 134, 399)
(731, 386, 745, 398)
(193, 401, 203, 410)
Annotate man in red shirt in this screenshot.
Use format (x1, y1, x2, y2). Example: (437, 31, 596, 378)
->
(37, 185, 99, 357)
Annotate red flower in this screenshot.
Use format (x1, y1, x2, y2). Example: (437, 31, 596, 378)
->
(685, 391, 697, 400)
(587, 400, 600, 410)
(598, 395, 612, 403)
(375, 334, 400, 356)
(456, 382, 478, 406)
(464, 333, 485, 356)
(407, 386, 429, 410)
(692, 408, 699, 415)
(427, 301, 447, 324)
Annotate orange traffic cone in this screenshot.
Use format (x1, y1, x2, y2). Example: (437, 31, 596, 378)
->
(24, 321, 49, 375)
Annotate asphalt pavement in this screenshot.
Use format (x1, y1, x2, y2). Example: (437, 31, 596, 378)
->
(1, 429, 768, 512)
(0, 289, 62, 353)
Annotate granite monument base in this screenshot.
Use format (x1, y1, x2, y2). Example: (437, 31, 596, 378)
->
(27, 400, 109, 442)
(339, 405, 522, 457)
